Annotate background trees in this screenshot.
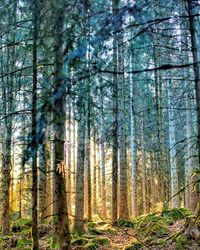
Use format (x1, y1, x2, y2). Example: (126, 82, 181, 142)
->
(0, 0, 200, 248)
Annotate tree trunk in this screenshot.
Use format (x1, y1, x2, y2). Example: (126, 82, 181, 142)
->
(129, 52, 137, 217)
(31, 0, 39, 248)
(141, 116, 147, 214)
(187, 0, 200, 210)
(93, 131, 97, 214)
(118, 24, 128, 220)
(67, 97, 72, 215)
(167, 80, 179, 208)
(74, 101, 86, 232)
(187, 0, 200, 167)
(112, 0, 119, 223)
(51, 1, 70, 248)
(38, 119, 50, 222)
(99, 80, 107, 219)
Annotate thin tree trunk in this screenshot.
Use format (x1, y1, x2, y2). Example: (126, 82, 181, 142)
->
(93, 131, 97, 214)
(129, 52, 137, 217)
(141, 116, 147, 214)
(167, 80, 179, 208)
(118, 26, 128, 220)
(99, 80, 107, 219)
(67, 97, 72, 215)
(74, 102, 86, 232)
(86, 90, 92, 221)
(112, 0, 119, 223)
(31, 0, 39, 248)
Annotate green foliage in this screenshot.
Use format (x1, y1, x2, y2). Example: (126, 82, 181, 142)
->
(91, 237, 109, 246)
(51, 242, 60, 249)
(86, 221, 117, 235)
(87, 222, 96, 229)
(11, 218, 32, 232)
(17, 239, 26, 248)
(162, 208, 190, 221)
(175, 235, 189, 250)
(133, 214, 169, 237)
(21, 228, 31, 237)
(117, 219, 135, 228)
(71, 234, 110, 249)
(124, 242, 142, 250)
(72, 237, 89, 246)
(83, 237, 110, 249)
(0, 238, 4, 248)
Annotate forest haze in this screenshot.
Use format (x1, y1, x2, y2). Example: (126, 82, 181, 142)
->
(0, 0, 200, 249)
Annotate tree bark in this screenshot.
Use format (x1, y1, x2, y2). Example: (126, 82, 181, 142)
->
(51, 1, 70, 248)
(74, 100, 86, 232)
(112, 0, 119, 223)
(167, 80, 179, 208)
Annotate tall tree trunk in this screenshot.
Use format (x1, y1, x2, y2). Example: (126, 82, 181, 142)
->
(51, 1, 70, 248)
(187, 0, 200, 210)
(67, 97, 72, 215)
(0, 0, 16, 233)
(86, 88, 92, 221)
(93, 131, 97, 214)
(141, 116, 147, 214)
(112, 0, 119, 223)
(187, 0, 200, 166)
(118, 25, 128, 220)
(167, 80, 179, 208)
(31, 0, 39, 248)
(72, 100, 76, 204)
(129, 52, 137, 217)
(99, 80, 107, 219)
(38, 117, 50, 222)
(74, 101, 86, 232)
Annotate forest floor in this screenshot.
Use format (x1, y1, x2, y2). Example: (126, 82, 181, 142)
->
(0, 207, 200, 249)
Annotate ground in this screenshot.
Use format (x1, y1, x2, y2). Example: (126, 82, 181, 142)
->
(0, 208, 200, 249)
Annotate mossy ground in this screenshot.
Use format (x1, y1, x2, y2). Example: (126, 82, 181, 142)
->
(0, 208, 199, 249)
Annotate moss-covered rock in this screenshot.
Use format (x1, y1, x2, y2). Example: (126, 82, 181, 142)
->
(134, 214, 169, 237)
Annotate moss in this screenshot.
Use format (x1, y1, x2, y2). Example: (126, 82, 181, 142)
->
(17, 239, 26, 248)
(134, 214, 169, 237)
(117, 219, 135, 228)
(0, 235, 12, 241)
(84, 242, 98, 249)
(0, 238, 5, 248)
(162, 208, 190, 221)
(83, 237, 110, 249)
(11, 218, 32, 232)
(71, 237, 89, 246)
(87, 222, 96, 229)
(91, 237, 109, 246)
(51, 242, 60, 249)
(176, 234, 189, 250)
(21, 228, 31, 237)
(124, 242, 142, 250)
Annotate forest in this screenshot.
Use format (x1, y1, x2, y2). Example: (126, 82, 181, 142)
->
(0, 0, 200, 249)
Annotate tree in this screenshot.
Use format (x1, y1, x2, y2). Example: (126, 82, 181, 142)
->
(51, 0, 70, 248)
